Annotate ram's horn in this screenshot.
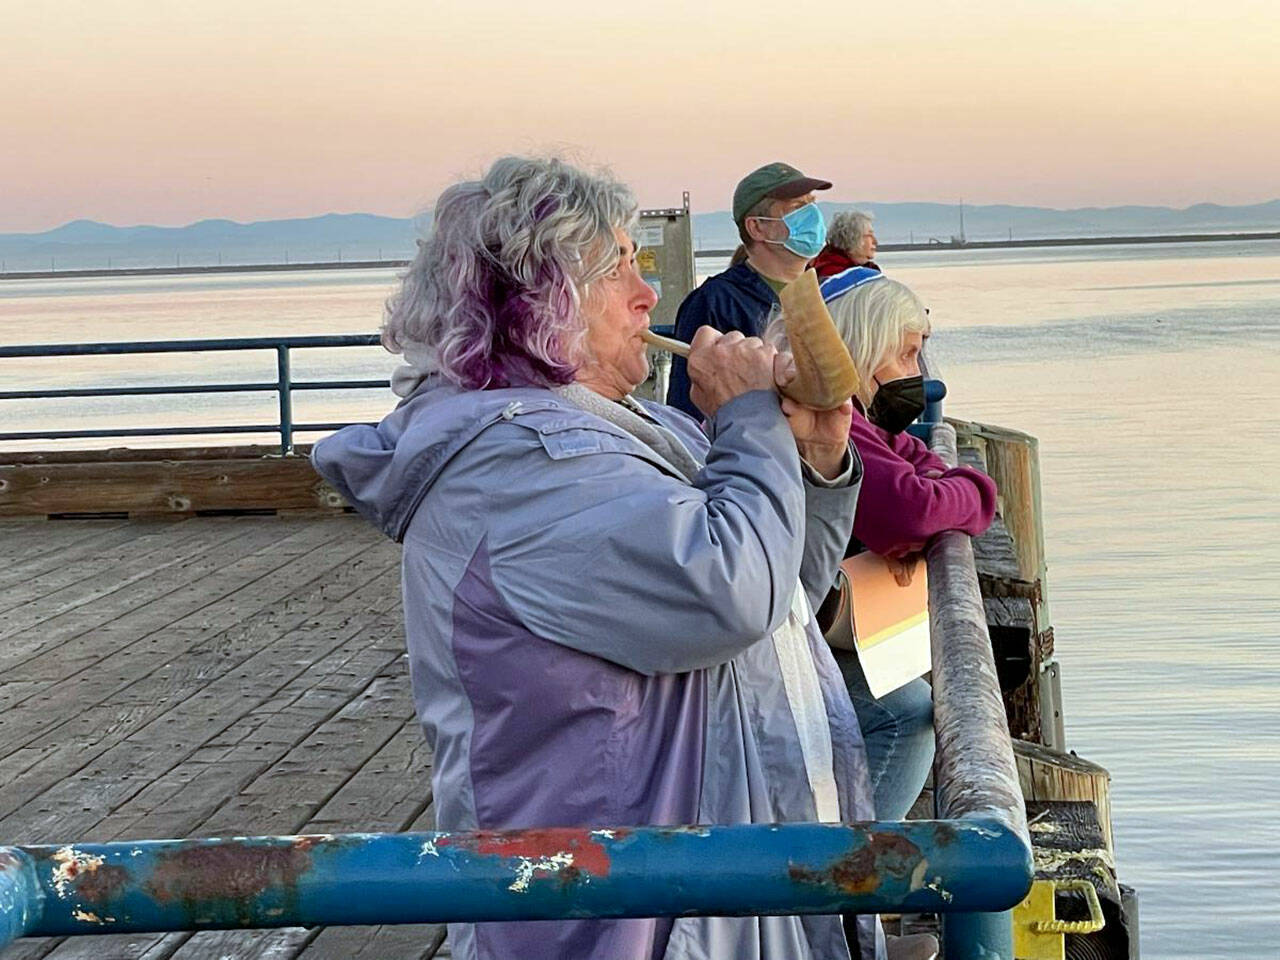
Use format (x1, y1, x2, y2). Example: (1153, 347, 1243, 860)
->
(777, 268, 860, 409)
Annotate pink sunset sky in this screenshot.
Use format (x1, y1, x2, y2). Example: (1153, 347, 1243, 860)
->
(5, 0, 1279, 233)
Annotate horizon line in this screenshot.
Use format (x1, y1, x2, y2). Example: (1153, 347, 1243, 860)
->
(7, 194, 1280, 237)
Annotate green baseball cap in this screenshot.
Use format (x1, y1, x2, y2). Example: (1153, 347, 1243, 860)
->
(732, 162, 832, 225)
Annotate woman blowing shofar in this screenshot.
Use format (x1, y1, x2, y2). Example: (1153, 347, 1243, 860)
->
(311, 156, 889, 960)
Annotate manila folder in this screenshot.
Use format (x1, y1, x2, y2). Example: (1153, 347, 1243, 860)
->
(843, 552, 931, 699)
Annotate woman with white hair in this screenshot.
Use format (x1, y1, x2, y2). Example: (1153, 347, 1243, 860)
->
(312, 157, 887, 960)
(818, 272, 998, 824)
(813, 210, 879, 277)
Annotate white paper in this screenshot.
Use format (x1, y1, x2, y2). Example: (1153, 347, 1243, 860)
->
(856, 616, 932, 699)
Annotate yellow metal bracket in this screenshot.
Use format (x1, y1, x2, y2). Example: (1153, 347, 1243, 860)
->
(1012, 878, 1105, 959)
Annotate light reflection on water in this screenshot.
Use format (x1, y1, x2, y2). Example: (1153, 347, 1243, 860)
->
(1, 243, 1278, 956)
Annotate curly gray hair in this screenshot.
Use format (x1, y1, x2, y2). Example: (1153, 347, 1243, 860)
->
(827, 210, 874, 256)
(382, 156, 638, 390)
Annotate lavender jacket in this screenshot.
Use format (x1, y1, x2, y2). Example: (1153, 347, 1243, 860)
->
(312, 378, 883, 960)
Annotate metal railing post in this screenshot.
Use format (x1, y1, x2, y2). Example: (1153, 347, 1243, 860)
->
(922, 378, 947, 425)
(276, 344, 293, 454)
(927, 420, 1032, 960)
(0, 848, 42, 947)
(942, 912, 1015, 960)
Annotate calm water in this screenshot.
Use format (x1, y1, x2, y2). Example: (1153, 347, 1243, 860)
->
(3, 242, 1279, 957)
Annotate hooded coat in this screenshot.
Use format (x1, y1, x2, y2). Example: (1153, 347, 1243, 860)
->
(312, 378, 884, 960)
(665, 262, 779, 417)
(847, 406, 998, 558)
(811, 245, 881, 278)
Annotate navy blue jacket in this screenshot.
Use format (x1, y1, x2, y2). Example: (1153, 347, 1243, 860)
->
(665, 263, 779, 417)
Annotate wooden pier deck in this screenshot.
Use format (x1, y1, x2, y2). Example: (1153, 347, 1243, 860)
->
(0, 514, 451, 960)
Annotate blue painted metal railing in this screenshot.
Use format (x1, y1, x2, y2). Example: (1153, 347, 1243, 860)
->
(0, 369, 1033, 956)
(0, 820, 1029, 945)
(0, 335, 386, 453)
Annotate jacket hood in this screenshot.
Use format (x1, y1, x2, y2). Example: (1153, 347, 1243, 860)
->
(310, 377, 563, 542)
(811, 245, 855, 278)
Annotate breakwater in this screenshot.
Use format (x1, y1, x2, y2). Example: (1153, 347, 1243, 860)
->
(3, 229, 1279, 281)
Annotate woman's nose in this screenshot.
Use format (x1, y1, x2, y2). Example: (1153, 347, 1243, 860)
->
(635, 275, 659, 311)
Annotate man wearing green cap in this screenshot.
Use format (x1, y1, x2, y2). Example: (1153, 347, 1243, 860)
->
(666, 162, 832, 417)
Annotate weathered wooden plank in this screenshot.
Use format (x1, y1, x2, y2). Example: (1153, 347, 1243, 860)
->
(197, 671, 414, 837)
(960, 422, 1047, 587)
(1013, 740, 1113, 853)
(33, 578, 406, 960)
(0, 545, 399, 838)
(983, 594, 1034, 632)
(0, 519, 235, 635)
(90, 667, 416, 960)
(0, 743, 57, 790)
(304, 718, 433, 835)
(37, 932, 190, 960)
(0, 522, 361, 770)
(88, 587, 404, 841)
(1015, 750, 1035, 801)
(297, 924, 446, 960)
(291, 724, 441, 960)
(0, 518, 292, 678)
(162, 929, 316, 960)
(0, 938, 61, 960)
(1, 445, 313, 466)
(0, 457, 344, 517)
(971, 514, 1023, 583)
(0, 516, 421, 960)
(0, 517, 193, 599)
(0, 520, 144, 590)
(0, 527, 320, 773)
(0, 518, 346, 690)
(0, 682, 53, 714)
(0, 519, 129, 565)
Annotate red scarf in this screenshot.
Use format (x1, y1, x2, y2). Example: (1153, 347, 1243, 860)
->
(810, 245, 856, 278)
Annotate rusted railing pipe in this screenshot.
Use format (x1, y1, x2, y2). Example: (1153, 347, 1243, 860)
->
(0, 820, 1030, 946)
(926, 420, 1033, 959)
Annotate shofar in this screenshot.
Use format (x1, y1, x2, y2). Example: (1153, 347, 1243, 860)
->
(776, 268, 860, 409)
(640, 269, 859, 410)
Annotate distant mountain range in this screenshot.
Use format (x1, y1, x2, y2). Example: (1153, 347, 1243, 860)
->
(3, 199, 1279, 273)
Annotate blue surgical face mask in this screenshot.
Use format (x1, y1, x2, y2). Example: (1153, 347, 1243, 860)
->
(755, 203, 827, 259)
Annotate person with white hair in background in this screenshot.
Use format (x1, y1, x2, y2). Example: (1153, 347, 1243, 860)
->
(814, 272, 998, 833)
(814, 210, 880, 277)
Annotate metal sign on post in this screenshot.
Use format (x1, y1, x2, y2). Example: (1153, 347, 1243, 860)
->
(635, 192, 695, 403)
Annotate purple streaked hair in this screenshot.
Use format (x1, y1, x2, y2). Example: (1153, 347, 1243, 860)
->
(382, 156, 638, 390)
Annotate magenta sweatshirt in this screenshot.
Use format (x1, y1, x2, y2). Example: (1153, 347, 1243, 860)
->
(848, 409, 998, 558)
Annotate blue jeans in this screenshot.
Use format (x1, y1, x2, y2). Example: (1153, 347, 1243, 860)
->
(833, 649, 935, 820)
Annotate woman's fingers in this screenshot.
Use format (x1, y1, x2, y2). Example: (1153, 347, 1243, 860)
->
(689, 325, 723, 351)
(884, 554, 921, 587)
(773, 351, 797, 388)
(686, 329, 781, 418)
